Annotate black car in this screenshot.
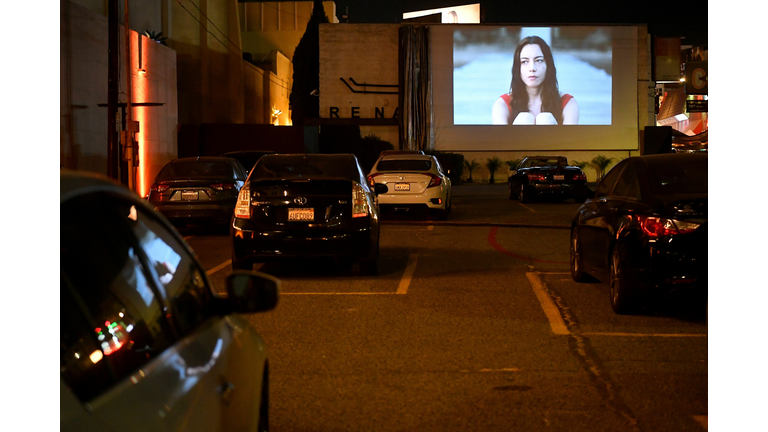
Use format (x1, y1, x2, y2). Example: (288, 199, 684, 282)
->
(148, 157, 248, 227)
(220, 150, 276, 176)
(507, 156, 590, 203)
(569, 153, 708, 314)
(231, 153, 388, 275)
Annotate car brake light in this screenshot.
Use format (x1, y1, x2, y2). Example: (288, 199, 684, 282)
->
(367, 173, 383, 187)
(527, 173, 545, 181)
(352, 183, 370, 218)
(211, 183, 235, 191)
(424, 173, 442, 188)
(572, 173, 586, 181)
(637, 215, 700, 238)
(235, 185, 251, 218)
(151, 184, 169, 193)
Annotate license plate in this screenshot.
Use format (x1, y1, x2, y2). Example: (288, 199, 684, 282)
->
(395, 183, 410, 191)
(553, 175, 565, 181)
(182, 191, 199, 201)
(288, 208, 314, 221)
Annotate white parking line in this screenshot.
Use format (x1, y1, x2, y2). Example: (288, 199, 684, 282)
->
(692, 415, 707, 430)
(518, 202, 537, 212)
(526, 272, 569, 335)
(397, 253, 419, 295)
(206, 260, 231, 275)
(184, 235, 194, 240)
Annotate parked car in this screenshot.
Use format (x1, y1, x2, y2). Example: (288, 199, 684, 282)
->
(61, 170, 279, 431)
(231, 153, 388, 275)
(507, 156, 590, 203)
(220, 150, 276, 176)
(367, 153, 452, 220)
(569, 153, 708, 314)
(147, 156, 248, 227)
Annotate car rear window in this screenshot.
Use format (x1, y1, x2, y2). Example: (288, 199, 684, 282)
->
(376, 159, 432, 171)
(159, 161, 232, 178)
(646, 156, 708, 195)
(251, 156, 356, 180)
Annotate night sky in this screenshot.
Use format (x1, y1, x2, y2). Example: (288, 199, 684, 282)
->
(331, 0, 708, 47)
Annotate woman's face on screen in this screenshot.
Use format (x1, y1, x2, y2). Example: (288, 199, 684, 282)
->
(519, 43, 547, 88)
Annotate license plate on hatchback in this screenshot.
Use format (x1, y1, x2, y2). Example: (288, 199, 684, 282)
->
(288, 208, 314, 221)
(395, 183, 410, 191)
(182, 191, 199, 201)
(553, 175, 565, 181)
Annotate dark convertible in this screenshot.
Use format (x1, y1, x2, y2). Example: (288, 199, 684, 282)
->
(507, 156, 590, 203)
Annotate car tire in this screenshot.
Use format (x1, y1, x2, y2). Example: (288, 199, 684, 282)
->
(609, 244, 637, 315)
(231, 252, 252, 271)
(507, 182, 517, 200)
(570, 228, 587, 282)
(258, 367, 269, 432)
(520, 185, 534, 203)
(446, 196, 452, 214)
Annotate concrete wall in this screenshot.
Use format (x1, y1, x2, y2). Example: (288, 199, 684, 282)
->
(239, 1, 338, 61)
(61, 0, 178, 196)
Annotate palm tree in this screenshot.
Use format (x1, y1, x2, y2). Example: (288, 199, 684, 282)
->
(485, 157, 502, 184)
(464, 159, 480, 183)
(505, 158, 522, 173)
(590, 155, 614, 182)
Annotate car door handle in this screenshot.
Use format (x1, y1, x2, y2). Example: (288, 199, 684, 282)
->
(217, 381, 235, 404)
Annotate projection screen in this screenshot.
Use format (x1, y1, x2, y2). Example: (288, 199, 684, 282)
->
(431, 25, 639, 151)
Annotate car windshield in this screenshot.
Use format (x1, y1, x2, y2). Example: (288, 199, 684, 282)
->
(158, 161, 232, 178)
(376, 160, 432, 171)
(530, 158, 567, 167)
(251, 156, 356, 180)
(646, 156, 708, 195)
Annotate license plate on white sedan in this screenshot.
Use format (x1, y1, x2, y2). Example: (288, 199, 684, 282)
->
(182, 191, 199, 201)
(553, 175, 565, 181)
(288, 208, 314, 221)
(395, 183, 410, 191)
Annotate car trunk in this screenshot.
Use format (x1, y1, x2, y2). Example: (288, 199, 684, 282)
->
(247, 179, 355, 227)
(374, 173, 431, 194)
(536, 167, 581, 183)
(154, 177, 234, 203)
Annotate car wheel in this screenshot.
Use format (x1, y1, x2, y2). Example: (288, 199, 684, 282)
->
(570, 228, 587, 282)
(231, 252, 252, 271)
(609, 244, 636, 315)
(520, 185, 534, 203)
(446, 196, 452, 214)
(258, 368, 269, 432)
(507, 182, 516, 200)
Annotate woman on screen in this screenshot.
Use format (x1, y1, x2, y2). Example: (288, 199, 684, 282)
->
(491, 36, 579, 125)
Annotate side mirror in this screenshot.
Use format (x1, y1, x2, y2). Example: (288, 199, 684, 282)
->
(224, 271, 280, 314)
(373, 183, 389, 195)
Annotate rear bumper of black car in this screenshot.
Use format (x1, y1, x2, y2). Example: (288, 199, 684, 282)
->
(152, 201, 235, 225)
(622, 238, 708, 298)
(231, 217, 377, 261)
(530, 182, 588, 195)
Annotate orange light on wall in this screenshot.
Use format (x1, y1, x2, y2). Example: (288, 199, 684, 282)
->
(133, 32, 150, 197)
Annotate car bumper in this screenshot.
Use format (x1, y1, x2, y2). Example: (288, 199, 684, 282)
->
(377, 186, 448, 210)
(231, 218, 377, 261)
(531, 182, 588, 196)
(624, 237, 708, 298)
(152, 202, 235, 225)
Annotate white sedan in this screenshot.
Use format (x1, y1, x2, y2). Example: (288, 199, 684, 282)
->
(367, 154, 452, 220)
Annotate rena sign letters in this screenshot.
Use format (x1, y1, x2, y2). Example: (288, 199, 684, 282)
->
(329, 106, 399, 118)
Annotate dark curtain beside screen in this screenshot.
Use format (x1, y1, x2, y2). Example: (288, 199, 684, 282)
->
(399, 26, 432, 151)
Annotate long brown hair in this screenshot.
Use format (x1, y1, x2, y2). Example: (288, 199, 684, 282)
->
(509, 36, 563, 124)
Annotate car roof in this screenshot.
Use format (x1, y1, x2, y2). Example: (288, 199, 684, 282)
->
(171, 156, 238, 163)
(220, 150, 275, 156)
(61, 170, 139, 203)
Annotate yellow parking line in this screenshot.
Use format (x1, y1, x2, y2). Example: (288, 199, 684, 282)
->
(526, 272, 569, 335)
(206, 260, 231, 275)
(397, 253, 419, 295)
(518, 202, 536, 213)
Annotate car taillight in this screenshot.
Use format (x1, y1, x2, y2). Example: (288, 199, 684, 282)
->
(352, 183, 370, 218)
(424, 173, 442, 188)
(211, 183, 235, 191)
(637, 215, 700, 238)
(234, 185, 251, 218)
(150, 184, 169, 193)
(572, 173, 587, 181)
(367, 173, 383, 187)
(527, 173, 545, 181)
